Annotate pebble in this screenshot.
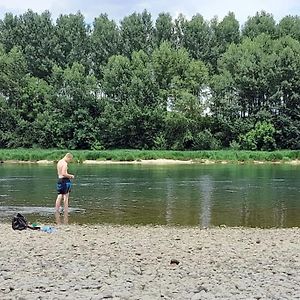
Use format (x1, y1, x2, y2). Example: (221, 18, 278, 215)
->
(170, 259, 180, 265)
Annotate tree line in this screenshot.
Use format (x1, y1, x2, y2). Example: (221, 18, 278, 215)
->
(0, 10, 300, 150)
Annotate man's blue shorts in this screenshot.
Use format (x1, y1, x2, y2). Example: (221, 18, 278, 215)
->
(57, 178, 72, 195)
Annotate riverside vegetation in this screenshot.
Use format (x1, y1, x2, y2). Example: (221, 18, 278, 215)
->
(0, 11, 300, 151)
(0, 149, 300, 163)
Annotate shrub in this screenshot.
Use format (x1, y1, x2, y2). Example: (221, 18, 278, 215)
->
(193, 130, 221, 150)
(229, 140, 241, 150)
(239, 121, 276, 151)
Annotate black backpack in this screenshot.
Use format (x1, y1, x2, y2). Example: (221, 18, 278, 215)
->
(12, 213, 29, 230)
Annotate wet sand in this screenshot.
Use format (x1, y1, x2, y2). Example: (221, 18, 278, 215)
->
(0, 224, 299, 299)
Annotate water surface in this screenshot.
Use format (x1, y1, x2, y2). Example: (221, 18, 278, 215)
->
(0, 163, 299, 227)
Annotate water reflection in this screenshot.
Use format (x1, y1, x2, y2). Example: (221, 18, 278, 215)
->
(165, 178, 174, 224)
(199, 175, 213, 228)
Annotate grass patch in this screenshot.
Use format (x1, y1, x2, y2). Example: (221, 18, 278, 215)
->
(0, 148, 299, 163)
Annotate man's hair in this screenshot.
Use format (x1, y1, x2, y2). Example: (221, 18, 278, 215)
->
(65, 153, 73, 159)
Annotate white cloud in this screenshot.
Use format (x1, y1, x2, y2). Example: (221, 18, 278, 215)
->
(0, 0, 65, 12)
(144, 0, 300, 24)
(0, 0, 299, 25)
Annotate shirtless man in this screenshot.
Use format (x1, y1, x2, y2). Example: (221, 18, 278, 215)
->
(55, 153, 75, 212)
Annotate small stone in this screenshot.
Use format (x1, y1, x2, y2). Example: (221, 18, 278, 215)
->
(170, 259, 180, 265)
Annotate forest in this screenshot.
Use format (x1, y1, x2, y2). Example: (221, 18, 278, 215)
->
(0, 10, 300, 150)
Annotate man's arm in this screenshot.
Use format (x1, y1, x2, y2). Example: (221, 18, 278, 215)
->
(61, 163, 74, 179)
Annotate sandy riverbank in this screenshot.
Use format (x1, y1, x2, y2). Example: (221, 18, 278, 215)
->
(0, 224, 299, 300)
(1, 158, 300, 165)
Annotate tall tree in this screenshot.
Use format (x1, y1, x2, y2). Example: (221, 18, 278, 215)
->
(130, 50, 159, 107)
(277, 15, 300, 41)
(90, 14, 120, 79)
(0, 45, 27, 106)
(49, 63, 101, 149)
(119, 10, 154, 57)
(173, 13, 186, 48)
(242, 11, 276, 39)
(210, 12, 240, 72)
(102, 55, 132, 103)
(0, 13, 21, 52)
(54, 12, 90, 71)
(180, 14, 212, 63)
(0, 10, 55, 78)
(154, 13, 174, 46)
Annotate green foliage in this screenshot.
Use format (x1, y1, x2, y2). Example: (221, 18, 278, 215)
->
(0, 9, 300, 151)
(242, 11, 276, 39)
(102, 55, 131, 103)
(229, 140, 241, 151)
(54, 12, 90, 70)
(91, 14, 119, 78)
(120, 10, 154, 57)
(277, 16, 300, 41)
(239, 122, 276, 151)
(193, 130, 221, 150)
(180, 14, 211, 62)
(154, 13, 174, 45)
(0, 45, 27, 102)
(0, 10, 55, 78)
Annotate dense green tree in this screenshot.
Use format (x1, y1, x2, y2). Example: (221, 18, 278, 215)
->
(0, 13, 21, 52)
(54, 12, 90, 70)
(90, 14, 120, 79)
(130, 50, 159, 107)
(1, 10, 300, 150)
(242, 11, 276, 39)
(102, 55, 132, 103)
(49, 63, 101, 149)
(217, 34, 275, 117)
(277, 15, 300, 41)
(0, 96, 18, 147)
(119, 10, 154, 57)
(180, 14, 212, 62)
(0, 10, 55, 78)
(210, 12, 240, 71)
(173, 14, 186, 48)
(0, 45, 27, 106)
(239, 121, 276, 150)
(154, 13, 174, 45)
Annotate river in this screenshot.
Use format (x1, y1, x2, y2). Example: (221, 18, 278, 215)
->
(0, 163, 299, 227)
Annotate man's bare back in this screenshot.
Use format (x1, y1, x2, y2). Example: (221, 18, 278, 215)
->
(55, 153, 74, 213)
(57, 158, 74, 179)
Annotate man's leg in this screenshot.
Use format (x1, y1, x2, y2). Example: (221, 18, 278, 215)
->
(63, 209, 69, 225)
(55, 210, 61, 225)
(63, 193, 69, 211)
(55, 194, 63, 211)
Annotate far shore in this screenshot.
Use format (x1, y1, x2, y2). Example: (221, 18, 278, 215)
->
(1, 158, 300, 165)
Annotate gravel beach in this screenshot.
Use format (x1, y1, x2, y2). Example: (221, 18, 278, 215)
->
(0, 224, 299, 300)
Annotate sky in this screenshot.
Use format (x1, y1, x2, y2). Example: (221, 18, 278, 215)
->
(0, 0, 299, 25)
